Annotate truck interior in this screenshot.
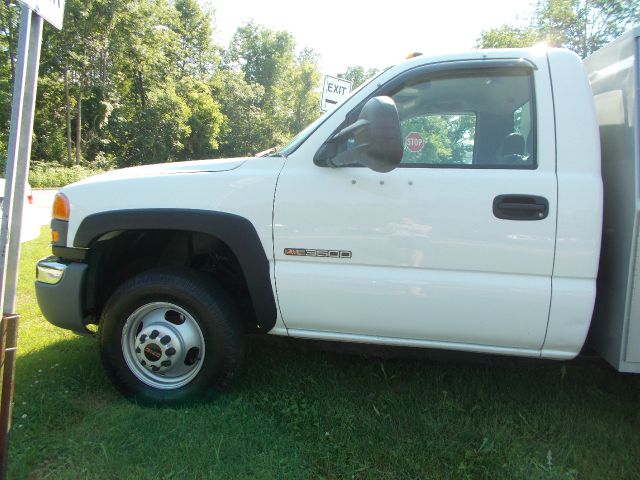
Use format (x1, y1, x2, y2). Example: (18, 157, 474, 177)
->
(390, 70, 535, 167)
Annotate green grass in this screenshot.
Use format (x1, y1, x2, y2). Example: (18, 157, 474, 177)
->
(8, 228, 640, 479)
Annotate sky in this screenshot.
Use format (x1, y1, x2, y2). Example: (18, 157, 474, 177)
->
(209, 0, 534, 76)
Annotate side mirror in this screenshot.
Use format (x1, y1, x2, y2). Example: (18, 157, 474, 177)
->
(317, 96, 403, 173)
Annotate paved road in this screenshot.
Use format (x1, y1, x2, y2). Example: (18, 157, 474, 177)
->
(32, 188, 58, 227)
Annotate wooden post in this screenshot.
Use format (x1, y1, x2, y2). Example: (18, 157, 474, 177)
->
(0, 314, 19, 478)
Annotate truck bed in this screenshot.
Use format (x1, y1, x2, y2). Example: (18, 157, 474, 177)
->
(586, 27, 640, 372)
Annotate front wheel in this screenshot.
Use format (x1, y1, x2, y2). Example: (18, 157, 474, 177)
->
(99, 269, 244, 405)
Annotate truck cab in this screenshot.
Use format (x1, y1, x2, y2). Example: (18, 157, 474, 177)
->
(272, 48, 601, 359)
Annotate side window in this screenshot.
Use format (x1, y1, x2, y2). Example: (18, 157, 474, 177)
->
(391, 71, 535, 168)
(400, 113, 476, 165)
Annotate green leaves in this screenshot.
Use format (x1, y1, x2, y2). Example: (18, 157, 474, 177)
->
(172, 0, 216, 78)
(217, 22, 322, 157)
(338, 65, 380, 89)
(476, 25, 540, 49)
(177, 76, 224, 159)
(0, 1, 324, 167)
(123, 83, 191, 165)
(536, 0, 640, 57)
(477, 0, 640, 57)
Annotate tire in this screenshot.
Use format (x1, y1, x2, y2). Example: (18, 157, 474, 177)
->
(99, 268, 244, 405)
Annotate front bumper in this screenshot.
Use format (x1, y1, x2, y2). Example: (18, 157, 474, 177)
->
(35, 257, 89, 334)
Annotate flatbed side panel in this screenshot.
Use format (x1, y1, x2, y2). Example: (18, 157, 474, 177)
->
(622, 32, 640, 368)
(585, 27, 640, 372)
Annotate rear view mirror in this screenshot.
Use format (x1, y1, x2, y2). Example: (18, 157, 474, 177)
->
(316, 96, 403, 173)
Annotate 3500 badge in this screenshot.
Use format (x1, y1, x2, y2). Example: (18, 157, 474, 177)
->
(284, 248, 352, 259)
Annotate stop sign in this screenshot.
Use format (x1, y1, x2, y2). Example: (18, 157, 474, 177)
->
(405, 132, 424, 153)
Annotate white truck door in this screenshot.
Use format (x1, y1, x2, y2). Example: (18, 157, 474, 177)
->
(274, 59, 557, 352)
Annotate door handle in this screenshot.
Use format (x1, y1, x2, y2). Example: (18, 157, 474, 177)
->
(493, 195, 549, 221)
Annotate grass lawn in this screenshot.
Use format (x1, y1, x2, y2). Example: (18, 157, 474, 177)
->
(7, 228, 640, 479)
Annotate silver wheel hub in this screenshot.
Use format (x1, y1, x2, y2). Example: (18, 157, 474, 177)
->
(121, 302, 206, 390)
(134, 325, 183, 374)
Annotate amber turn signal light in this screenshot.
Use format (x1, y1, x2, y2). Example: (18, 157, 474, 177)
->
(51, 230, 60, 243)
(52, 193, 70, 221)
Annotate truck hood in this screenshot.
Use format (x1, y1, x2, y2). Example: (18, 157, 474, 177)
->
(74, 157, 250, 186)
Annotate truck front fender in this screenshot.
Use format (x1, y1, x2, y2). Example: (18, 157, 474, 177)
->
(74, 209, 277, 332)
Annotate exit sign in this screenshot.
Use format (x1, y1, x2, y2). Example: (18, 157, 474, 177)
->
(321, 75, 352, 112)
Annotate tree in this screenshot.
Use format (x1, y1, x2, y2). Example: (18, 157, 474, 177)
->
(61, 0, 128, 164)
(477, 0, 640, 57)
(0, 1, 20, 164)
(213, 70, 271, 157)
(338, 65, 379, 89)
(0, 0, 18, 85)
(171, 0, 216, 78)
(27, 0, 223, 167)
(226, 21, 295, 99)
(121, 83, 190, 165)
(223, 22, 322, 151)
(0, 1, 322, 170)
(536, 0, 640, 57)
(280, 48, 321, 134)
(31, 75, 68, 168)
(476, 25, 540, 49)
(401, 116, 451, 164)
(176, 76, 223, 159)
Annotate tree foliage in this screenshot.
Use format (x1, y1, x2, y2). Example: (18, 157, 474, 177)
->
(400, 115, 475, 165)
(476, 25, 539, 49)
(0, 1, 323, 170)
(221, 21, 322, 154)
(536, 0, 640, 57)
(338, 65, 379, 89)
(477, 0, 639, 57)
(172, 0, 216, 78)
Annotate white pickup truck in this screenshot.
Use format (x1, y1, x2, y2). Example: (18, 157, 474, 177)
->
(35, 28, 640, 404)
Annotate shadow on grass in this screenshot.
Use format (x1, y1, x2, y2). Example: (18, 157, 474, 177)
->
(8, 333, 640, 479)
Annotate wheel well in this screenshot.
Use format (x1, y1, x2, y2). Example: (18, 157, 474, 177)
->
(84, 230, 256, 331)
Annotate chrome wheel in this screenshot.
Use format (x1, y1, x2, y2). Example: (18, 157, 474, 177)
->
(121, 302, 205, 390)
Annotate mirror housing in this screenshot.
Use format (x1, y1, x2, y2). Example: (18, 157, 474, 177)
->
(317, 96, 403, 173)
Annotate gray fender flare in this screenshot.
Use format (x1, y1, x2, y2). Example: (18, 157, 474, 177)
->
(75, 209, 277, 331)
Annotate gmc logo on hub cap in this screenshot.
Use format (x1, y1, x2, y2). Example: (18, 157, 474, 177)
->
(144, 344, 162, 361)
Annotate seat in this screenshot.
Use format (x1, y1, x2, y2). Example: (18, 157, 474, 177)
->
(496, 133, 525, 165)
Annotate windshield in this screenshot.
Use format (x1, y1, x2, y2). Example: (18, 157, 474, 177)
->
(276, 113, 329, 156)
(276, 67, 392, 157)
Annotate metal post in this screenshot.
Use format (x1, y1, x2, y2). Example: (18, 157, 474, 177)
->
(0, 6, 43, 478)
(0, 6, 32, 313)
(4, 8, 43, 314)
